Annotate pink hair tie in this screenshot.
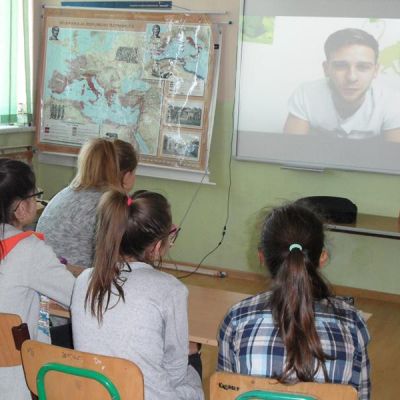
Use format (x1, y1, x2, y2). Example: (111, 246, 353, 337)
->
(127, 197, 133, 206)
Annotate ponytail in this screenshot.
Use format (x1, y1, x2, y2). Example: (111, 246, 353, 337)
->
(85, 189, 171, 323)
(86, 190, 128, 322)
(261, 204, 332, 382)
(270, 247, 329, 382)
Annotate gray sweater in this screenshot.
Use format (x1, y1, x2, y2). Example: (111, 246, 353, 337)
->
(0, 224, 75, 400)
(71, 263, 204, 400)
(36, 186, 103, 268)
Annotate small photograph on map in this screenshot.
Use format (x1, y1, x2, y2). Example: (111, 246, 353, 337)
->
(162, 131, 201, 161)
(49, 26, 60, 41)
(115, 46, 138, 64)
(146, 23, 168, 58)
(165, 99, 204, 129)
(105, 132, 118, 139)
(168, 77, 205, 97)
(151, 60, 173, 79)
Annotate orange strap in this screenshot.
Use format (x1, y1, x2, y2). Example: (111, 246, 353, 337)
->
(0, 231, 45, 260)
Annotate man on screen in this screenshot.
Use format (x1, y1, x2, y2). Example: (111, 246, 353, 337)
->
(283, 28, 400, 139)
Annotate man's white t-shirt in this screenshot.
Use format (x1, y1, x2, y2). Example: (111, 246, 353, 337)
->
(287, 78, 400, 139)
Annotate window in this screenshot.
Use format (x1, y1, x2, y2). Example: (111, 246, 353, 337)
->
(0, 0, 33, 126)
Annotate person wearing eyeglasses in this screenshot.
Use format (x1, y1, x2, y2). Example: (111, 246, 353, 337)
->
(0, 158, 76, 400)
(71, 190, 204, 400)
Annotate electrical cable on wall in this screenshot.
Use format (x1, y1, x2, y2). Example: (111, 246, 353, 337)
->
(174, 102, 235, 280)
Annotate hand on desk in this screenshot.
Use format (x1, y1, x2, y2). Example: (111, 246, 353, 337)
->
(189, 341, 201, 355)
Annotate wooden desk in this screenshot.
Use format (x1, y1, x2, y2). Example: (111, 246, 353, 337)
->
(50, 285, 371, 346)
(187, 285, 250, 346)
(50, 285, 250, 346)
(326, 213, 400, 240)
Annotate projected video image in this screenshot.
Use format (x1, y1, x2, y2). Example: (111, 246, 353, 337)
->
(238, 17, 400, 141)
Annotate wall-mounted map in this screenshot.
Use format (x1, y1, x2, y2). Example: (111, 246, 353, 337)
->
(37, 8, 216, 172)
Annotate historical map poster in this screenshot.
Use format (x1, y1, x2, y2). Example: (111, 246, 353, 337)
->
(37, 8, 215, 171)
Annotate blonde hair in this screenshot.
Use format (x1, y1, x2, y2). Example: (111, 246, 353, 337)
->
(71, 139, 138, 190)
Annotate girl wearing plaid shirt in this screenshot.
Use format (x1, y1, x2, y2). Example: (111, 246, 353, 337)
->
(217, 203, 370, 399)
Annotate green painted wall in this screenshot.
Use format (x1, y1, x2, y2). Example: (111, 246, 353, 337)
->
(31, 102, 400, 295)
(9, 0, 397, 295)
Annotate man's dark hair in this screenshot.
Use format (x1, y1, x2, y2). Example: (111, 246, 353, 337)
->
(324, 28, 379, 61)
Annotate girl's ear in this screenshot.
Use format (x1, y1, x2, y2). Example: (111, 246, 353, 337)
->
(153, 239, 162, 255)
(319, 249, 329, 268)
(12, 199, 36, 229)
(14, 201, 25, 221)
(122, 170, 136, 192)
(148, 239, 163, 260)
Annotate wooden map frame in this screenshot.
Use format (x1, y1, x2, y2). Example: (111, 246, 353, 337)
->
(36, 7, 216, 172)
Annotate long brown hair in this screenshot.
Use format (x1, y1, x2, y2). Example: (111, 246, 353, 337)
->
(71, 138, 137, 190)
(260, 203, 332, 382)
(85, 190, 171, 323)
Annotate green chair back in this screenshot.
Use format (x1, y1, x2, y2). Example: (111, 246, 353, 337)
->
(236, 390, 317, 400)
(36, 362, 120, 400)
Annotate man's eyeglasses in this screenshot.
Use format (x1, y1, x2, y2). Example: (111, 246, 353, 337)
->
(13, 191, 44, 212)
(169, 225, 181, 245)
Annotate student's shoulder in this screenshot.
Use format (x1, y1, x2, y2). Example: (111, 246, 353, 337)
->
(67, 187, 103, 203)
(2, 226, 44, 254)
(9, 230, 64, 270)
(152, 268, 188, 293)
(14, 230, 52, 253)
(44, 187, 103, 218)
(316, 296, 367, 328)
(226, 291, 271, 321)
(49, 186, 102, 204)
(75, 267, 92, 285)
(46, 186, 72, 203)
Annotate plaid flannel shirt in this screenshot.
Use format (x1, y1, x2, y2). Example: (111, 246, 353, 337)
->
(217, 292, 370, 400)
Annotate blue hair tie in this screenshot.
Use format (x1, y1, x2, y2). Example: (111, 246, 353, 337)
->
(289, 243, 303, 252)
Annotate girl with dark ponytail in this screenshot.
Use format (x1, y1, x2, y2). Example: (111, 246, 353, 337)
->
(218, 202, 370, 400)
(71, 190, 204, 400)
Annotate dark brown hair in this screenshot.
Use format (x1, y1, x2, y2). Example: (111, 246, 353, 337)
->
(86, 190, 171, 322)
(71, 138, 138, 190)
(0, 158, 36, 259)
(260, 203, 332, 382)
(324, 28, 379, 61)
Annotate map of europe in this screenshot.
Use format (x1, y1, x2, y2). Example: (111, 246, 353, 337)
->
(42, 22, 211, 159)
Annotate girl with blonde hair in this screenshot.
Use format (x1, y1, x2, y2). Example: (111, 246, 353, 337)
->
(37, 138, 138, 268)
